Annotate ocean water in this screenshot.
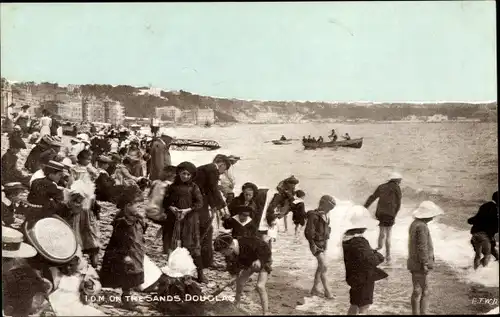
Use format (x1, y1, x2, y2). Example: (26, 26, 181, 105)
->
(157, 122, 498, 312)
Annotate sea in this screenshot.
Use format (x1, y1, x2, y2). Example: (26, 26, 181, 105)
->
(154, 121, 498, 313)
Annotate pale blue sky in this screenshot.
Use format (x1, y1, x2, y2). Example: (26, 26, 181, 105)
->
(0, 2, 496, 102)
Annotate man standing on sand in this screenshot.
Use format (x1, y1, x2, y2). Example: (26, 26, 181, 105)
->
(407, 201, 443, 315)
(364, 171, 402, 263)
(194, 155, 232, 282)
(149, 132, 173, 181)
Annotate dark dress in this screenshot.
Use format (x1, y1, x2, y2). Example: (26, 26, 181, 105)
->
(25, 145, 54, 174)
(162, 178, 203, 265)
(223, 216, 257, 238)
(99, 208, 147, 289)
(95, 170, 116, 202)
(342, 236, 388, 306)
(468, 201, 499, 260)
(194, 163, 226, 268)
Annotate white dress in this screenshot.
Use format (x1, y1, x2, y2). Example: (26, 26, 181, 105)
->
(39, 116, 52, 137)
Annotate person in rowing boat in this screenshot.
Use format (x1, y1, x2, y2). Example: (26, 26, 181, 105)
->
(343, 133, 351, 140)
(280, 135, 287, 141)
(328, 129, 338, 142)
(318, 136, 324, 143)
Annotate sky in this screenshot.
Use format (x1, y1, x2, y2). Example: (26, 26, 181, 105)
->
(0, 2, 497, 102)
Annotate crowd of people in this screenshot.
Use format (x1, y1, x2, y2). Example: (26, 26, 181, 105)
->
(1, 119, 498, 316)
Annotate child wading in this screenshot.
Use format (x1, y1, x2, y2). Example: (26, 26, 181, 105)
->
(99, 185, 147, 310)
(342, 205, 388, 315)
(304, 195, 336, 299)
(290, 190, 306, 237)
(214, 233, 273, 315)
(467, 191, 499, 269)
(407, 201, 444, 315)
(162, 162, 205, 283)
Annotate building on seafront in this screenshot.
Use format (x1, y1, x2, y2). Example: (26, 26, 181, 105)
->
(83, 96, 105, 123)
(104, 99, 125, 125)
(156, 106, 182, 122)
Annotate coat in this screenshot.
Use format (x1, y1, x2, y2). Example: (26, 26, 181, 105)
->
(162, 180, 203, 255)
(223, 215, 257, 238)
(235, 236, 273, 273)
(1, 149, 30, 186)
(27, 177, 65, 222)
(304, 209, 331, 243)
(149, 137, 172, 181)
(364, 180, 402, 220)
(407, 219, 435, 272)
(95, 169, 115, 202)
(342, 235, 388, 287)
(99, 207, 147, 289)
(194, 163, 226, 224)
(468, 201, 499, 239)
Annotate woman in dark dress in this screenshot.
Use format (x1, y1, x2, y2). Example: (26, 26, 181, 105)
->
(162, 161, 205, 282)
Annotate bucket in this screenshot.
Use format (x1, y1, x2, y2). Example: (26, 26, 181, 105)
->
(137, 254, 163, 291)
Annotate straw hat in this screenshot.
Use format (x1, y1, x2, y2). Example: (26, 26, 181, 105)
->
(44, 160, 66, 172)
(77, 133, 90, 143)
(24, 216, 78, 264)
(346, 205, 378, 230)
(97, 155, 113, 164)
(21, 104, 31, 109)
(412, 201, 444, 219)
(284, 175, 300, 185)
(388, 171, 402, 181)
(3, 182, 26, 193)
(2, 226, 37, 258)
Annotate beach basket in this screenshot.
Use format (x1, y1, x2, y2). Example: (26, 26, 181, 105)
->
(24, 216, 78, 264)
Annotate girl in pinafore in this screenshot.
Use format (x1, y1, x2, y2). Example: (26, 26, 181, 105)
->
(70, 149, 100, 268)
(99, 185, 147, 310)
(162, 161, 205, 282)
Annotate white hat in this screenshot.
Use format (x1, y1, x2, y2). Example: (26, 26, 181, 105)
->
(412, 201, 444, 219)
(2, 226, 37, 258)
(346, 205, 378, 230)
(389, 171, 402, 181)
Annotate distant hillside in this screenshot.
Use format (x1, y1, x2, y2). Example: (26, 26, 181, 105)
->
(1, 78, 497, 123)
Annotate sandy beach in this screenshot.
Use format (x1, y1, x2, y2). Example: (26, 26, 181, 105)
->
(2, 133, 498, 315)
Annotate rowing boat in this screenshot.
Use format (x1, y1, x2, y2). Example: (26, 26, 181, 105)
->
(272, 140, 293, 145)
(170, 138, 221, 151)
(303, 138, 363, 149)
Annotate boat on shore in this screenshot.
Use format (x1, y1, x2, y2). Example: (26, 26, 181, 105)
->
(303, 137, 363, 149)
(170, 138, 220, 151)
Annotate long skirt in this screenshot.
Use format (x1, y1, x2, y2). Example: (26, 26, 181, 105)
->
(80, 204, 101, 251)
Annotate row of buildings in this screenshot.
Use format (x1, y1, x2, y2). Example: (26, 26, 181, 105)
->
(1, 82, 125, 125)
(155, 106, 215, 125)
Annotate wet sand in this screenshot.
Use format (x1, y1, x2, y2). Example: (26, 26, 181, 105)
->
(2, 134, 498, 315)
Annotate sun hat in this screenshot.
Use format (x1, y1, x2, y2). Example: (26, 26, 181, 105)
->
(77, 133, 90, 143)
(388, 171, 402, 181)
(46, 136, 63, 147)
(412, 201, 444, 219)
(161, 248, 197, 278)
(24, 216, 78, 264)
(346, 205, 378, 230)
(213, 154, 232, 169)
(2, 226, 38, 258)
(21, 104, 30, 109)
(214, 233, 234, 252)
(227, 155, 241, 165)
(3, 182, 26, 193)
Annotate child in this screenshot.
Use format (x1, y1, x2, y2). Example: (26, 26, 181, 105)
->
(468, 191, 499, 269)
(162, 162, 205, 283)
(146, 165, 177, 222)
(99, 185, 147, 310)
(222, 205, 257, 239)
(70, 150, 100, 268)
(304, 195, 335, 299)
(290, 190, 307, 237)
(214, 233, 273, 315)
(408, 201, 444, 315)
(342, 205, 388, 315)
